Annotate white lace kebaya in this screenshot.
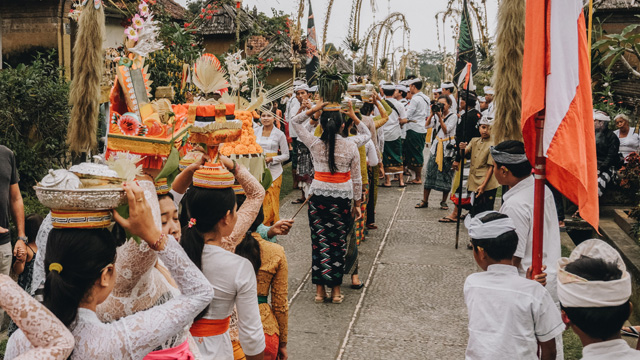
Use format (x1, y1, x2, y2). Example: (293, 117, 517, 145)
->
(1, 275, 74, 360)
(6, 236, 214, 360)
(291, 112, 364, 200)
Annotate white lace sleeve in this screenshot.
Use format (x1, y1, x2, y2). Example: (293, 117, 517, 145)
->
(30, 212, 53, 296)
(3, 275, 74, 360)
(350, 142, 362, 201)
(73, 237, 214, 359)
(96, 180, 162, 321)
(291, 112, 314, 148)
(222, 165, 265, 252)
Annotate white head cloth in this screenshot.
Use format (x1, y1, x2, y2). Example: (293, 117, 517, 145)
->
(407, 78, 422, 85)
(294, 84, 310, 92)
(490, 146, 529, 164)
(557, 239, 632, 308)
(293, 79, 306, 87)
(478, 96, 486, 103)
(465, 211, 516, 240)
(433, 88, 442, 94)
(484, 86, 494, 95)
(478, 115, 493, 126)
(395, 84, 409, 92)
(399, 80, 410, 86)
(379, 80, 387, 86)
(593, 110, 611, 122)
(308, 85, 318, 93)
(381, 84, 396, 91)
(441, 82, 454, 89)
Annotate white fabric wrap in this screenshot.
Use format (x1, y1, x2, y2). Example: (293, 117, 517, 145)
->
(465, 211, 516, 240)
(557, 239, 632, 308)
(593, 110, 611, 122)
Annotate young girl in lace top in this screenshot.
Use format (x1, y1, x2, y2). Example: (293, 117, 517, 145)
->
(0, 274, 74, 360)
(180, 157, 266, 360)
(6, 182, 214, 360)
(291, 100, 366, 304)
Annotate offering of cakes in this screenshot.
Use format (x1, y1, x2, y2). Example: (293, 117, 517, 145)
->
(219, 110, 266, 182)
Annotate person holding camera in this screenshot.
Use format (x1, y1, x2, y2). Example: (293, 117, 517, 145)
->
(416, 95, 457, 210)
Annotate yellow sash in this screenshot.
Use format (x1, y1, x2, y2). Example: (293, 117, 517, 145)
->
(435, 136, 454, 171)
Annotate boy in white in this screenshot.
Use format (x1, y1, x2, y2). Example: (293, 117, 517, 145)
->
(464, 211, 564, 360)
(491, 140, 562, 302)
(558, 239, 640, 360)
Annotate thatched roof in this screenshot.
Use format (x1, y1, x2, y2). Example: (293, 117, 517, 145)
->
(105, 0, 186, 20)
(257, 39, 304, 69)
(597, 0, 640, 10)
(198, 4, 255, 36)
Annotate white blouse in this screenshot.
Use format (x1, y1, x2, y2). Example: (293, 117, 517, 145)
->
(614, 128, 640, 159)
(292, 112, 365, 200)
(7, 237, 214, 359)
(427, 113, 458, 158)
(195, 244, 265, 359)
(255, 126, 290, 180)
(1, 275, 74, 360)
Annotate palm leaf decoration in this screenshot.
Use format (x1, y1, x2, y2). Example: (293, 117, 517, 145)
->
(316, 65, 348, 104)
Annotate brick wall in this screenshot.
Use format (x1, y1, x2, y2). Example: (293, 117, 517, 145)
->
(245, 35, 268, 56)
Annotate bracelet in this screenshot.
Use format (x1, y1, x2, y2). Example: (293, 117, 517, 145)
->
(150, 233, 167, 251)
(230, 160, 237, 173)
(17, 236, 28, 244)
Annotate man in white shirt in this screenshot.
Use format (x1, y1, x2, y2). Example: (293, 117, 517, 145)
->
(558, 239, 640, 360)
(403, 78, 430, 185)
(441, 82, 457, 115)
(464, 211, 564, 360)
(491, 140, 561, 303)
(484, 86, 495, 116)
(380, 84, 407, 187)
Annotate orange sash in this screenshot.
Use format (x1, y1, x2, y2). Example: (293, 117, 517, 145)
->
(189, 317, 231, 337)
(314, 171, 351, 183)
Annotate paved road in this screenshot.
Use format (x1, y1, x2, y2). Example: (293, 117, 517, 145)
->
(277, 175, 479, 359)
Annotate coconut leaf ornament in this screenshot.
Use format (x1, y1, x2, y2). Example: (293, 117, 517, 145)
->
(316, 66, 348, 105)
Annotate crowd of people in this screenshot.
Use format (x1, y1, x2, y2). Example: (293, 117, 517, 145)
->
(0, 73, 639, 360)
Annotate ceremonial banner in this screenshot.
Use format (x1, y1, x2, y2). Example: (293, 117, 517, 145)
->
(521, 0, 598, 229)
(453, 0, 478, 86)
(305, 0, 320, 85)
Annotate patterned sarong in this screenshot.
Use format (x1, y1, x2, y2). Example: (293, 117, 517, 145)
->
(383, 138, 404, 175)
(404, 130, 426, 167)
(262, 176, 282, 226)
(309, 195, 352, 287)
(424, 155, 454, 192)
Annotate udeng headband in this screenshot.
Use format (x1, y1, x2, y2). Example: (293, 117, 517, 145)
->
(490, 147, 529, 165)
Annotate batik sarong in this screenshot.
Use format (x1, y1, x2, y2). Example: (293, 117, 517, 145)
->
(383, 138, 404, 175)
(309, 195, 352, 287)
(424, 155, 454, 192)
(262, 176, 282, 226)
(404, 130, 426, 167)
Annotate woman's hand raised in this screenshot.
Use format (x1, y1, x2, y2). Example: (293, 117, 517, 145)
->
(113, 181, 162, 247)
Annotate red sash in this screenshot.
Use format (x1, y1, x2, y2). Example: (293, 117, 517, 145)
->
(314, 171, 351, 183)
(189, 317, 231, 337)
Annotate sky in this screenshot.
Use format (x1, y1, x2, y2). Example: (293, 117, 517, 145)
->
(176, 0, 499, 55)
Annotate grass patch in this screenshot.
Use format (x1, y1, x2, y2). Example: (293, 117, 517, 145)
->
(1, 337, 7, 358)
(280, 162, 293, 201)
(561, 245, 572, 258)
(563, 329, 583, 360)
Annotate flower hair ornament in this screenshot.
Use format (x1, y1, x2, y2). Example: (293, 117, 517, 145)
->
(188, 218, 197, 228)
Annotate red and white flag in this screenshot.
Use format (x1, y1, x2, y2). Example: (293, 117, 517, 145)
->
(521, 0, 599, 229)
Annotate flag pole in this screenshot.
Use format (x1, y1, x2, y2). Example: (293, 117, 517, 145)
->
(455, 67, 471, 249)
(531, 110, 546, 277)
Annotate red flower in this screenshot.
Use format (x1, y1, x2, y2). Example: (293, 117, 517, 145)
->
(117, 113, 142, 136)
(184, 23, 190, 28)
(199, 14, 204, 18)
(259, 57, 263, 61)
(206, 15, 212, 20)
(268, 58, 273, 62)
(201, 8, 205, 12)
(207, 3, 212, 8)
(604, 100, 608, 103)
(207, 10, 213, 14)
(277, 30, 282, 35)
(191, 43, 196, 47)
(171, 41, 176, 46)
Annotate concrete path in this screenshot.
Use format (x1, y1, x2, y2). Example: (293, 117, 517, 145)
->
(277, 176, 479, 359)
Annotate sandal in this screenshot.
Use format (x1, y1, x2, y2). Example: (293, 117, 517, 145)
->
(350, 283, 364, 290)
(440, 201, 449, 210)
(380, 183, 392, 188)
(315, 295, 328, 303)
(467, 243, 473, 250)
(622, 326, 640, 338)
(332, 294, 344, 304)
(366, 223, 378, 230)
(438, 217, 457, 223)
(291, 198, 305, 204)
(415, 200, 428, 209)
(407, 180, 422, 185)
